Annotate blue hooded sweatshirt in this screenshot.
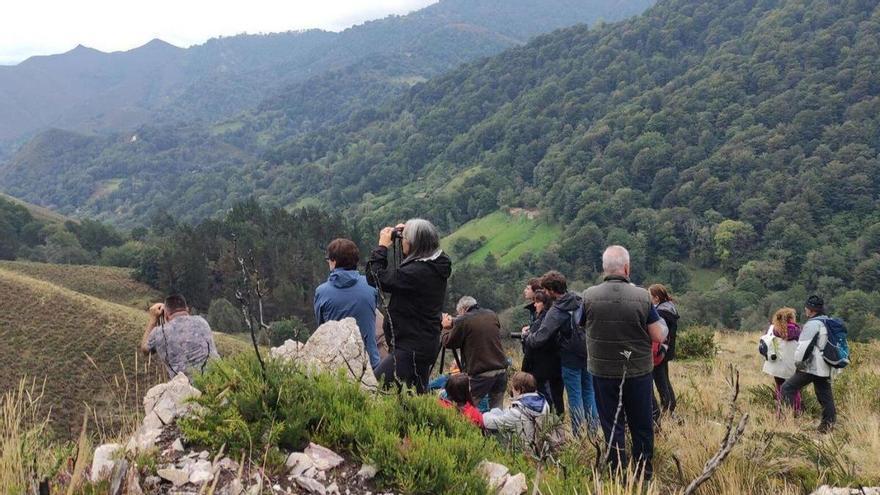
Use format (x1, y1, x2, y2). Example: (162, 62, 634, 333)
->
(314, 269, 380, 368)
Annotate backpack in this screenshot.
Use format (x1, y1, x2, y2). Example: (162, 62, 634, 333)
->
(560, 304, 586, 351)
(819, 317, 850, 369)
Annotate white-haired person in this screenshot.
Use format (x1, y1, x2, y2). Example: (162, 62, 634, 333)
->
(441, 295, 508, 410)
(583, 245, 668, 481)
(366, 218, 452, 393)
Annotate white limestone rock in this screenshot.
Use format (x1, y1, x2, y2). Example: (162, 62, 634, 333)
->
(157, 466, 191, 487)
(477, 461, 510, 491)
(305, 442, 344, 471)
(270, 318, 378, 389)
(286, 452, 315, 476)
(294, 475, 327, 494)
(90, 443, 121, 481)
(499, 473, 528, 495)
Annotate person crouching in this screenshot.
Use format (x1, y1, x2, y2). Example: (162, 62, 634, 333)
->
(140, 294, 219, 381)
(439, 373, 484, 428)
(483, 372, 550, 449)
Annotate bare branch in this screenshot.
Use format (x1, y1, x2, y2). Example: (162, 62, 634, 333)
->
(683, 365, 750, 495)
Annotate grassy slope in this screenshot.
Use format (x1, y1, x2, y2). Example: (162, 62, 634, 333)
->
(651, 331, 880, 492)
(0, 192, 72, 224)
(500, 331, 880, 492)
(441, 210, 561, 266)
(0, 261, 161, 309)
(0, 264, 247, 439)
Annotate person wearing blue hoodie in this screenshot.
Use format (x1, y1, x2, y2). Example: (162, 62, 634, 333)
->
(314, 238, 380, 369)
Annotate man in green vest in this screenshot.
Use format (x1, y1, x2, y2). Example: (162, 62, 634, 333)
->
(583, 245, 668, 481)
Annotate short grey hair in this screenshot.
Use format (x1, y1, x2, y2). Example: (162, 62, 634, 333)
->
(602, 245, 630, 275)
(403, 218, 441, 261)
(456, 296, 477, 314)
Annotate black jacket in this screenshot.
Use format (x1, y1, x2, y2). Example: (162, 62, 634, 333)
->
(524, 292, 586, 369)
(366, 246, 452, 361)
(521, 310, 563, 380)
(656, 301, 680, 362)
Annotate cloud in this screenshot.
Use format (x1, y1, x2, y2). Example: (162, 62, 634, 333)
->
(0, 0, 437, 65)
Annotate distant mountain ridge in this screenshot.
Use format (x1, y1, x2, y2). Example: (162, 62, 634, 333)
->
(0, 0, 654, 148)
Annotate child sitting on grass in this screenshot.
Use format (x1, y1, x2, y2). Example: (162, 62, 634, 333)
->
(483, 372, 550, 445)
(439, 373, 484, 428)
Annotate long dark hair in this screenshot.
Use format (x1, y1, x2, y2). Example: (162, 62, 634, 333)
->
(445, 373, 474, 407)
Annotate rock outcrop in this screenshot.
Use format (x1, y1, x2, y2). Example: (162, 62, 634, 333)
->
(127, 373, 201, 453)
(477, 460, 528, 495)
(812, 487, 880, 495)
(270, 318, 377, 389)
(90, 443, 121, 481)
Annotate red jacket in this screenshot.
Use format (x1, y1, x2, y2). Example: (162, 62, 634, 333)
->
(440, 399, 484, 428)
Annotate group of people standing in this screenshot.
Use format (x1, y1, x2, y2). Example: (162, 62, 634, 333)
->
(140, 216, 843, 483)
(760, 296, 838, 433)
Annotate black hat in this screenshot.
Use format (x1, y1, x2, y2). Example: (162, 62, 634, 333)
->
(805, 295, 824, 311)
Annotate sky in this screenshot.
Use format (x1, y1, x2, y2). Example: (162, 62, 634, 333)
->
(0, 0, 438, 65)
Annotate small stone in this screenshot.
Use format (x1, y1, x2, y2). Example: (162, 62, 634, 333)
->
(199, 450, 210, 460)
(305, 443, 344, 471)
(327, 482, 340, 495)
(303, 467, 318, 478)
(294, 475, 327, 494)
(90, 443, 122, 481)
(499, 473, 528, 495)
(316, 470, 327, 481)
(126, 465, 145, 495)
(158, 467, 191, 487)
(143, 476, 161, 491)
(225, 479, 244, 495)
(217, 457, 240, 471)
(477, 461, 510, 491)
(286, 452, 314, 476)
(356, 464, 378, 480)
(172, 438, 184, 452)
(189, 459, 214, 484)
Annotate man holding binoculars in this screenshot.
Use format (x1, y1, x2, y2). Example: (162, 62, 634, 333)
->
(140, 294, 219, 381)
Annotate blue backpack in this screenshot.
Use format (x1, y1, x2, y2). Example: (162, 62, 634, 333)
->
(819, 317, 850, 369)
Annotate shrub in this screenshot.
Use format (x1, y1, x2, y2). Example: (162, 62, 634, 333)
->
(179, 355, 496, 494)
(206, 298, 245, 334)
(269, 318, 310, 346)
(676, 327, 717, 360)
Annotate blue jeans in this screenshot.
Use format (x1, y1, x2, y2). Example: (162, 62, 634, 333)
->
(561, 366, 598, 435)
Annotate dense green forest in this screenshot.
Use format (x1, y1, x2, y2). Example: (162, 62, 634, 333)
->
(1, 0, 879, 338)
(0, 195, 128, 265)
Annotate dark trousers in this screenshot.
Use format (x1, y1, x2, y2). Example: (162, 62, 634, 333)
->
(651, 360, 676, 422)
(781, 371, 836, 428)
(374, 349, 433, 394)
(469, 370, 508, 410)
(593, 373, 655, 480)
(537, 375, 565, 416)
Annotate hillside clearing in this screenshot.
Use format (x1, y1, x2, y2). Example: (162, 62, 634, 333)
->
(442, 210, 561, 266)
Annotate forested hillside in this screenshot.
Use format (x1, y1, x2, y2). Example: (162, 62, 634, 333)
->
(3, 0, 879, 338)
(0, 0, 652, 151)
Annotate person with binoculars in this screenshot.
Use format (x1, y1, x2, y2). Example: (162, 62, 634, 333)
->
(366, 219, 451, 393)
(140, 294, 219, 381)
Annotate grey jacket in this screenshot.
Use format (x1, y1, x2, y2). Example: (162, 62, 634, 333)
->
(795, 317, 832, 377)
